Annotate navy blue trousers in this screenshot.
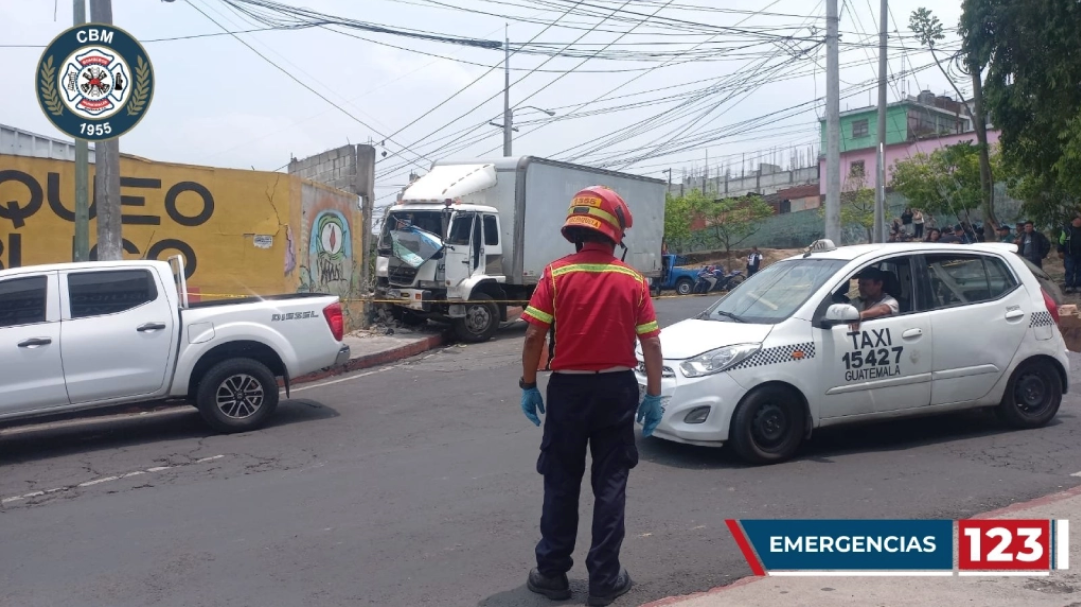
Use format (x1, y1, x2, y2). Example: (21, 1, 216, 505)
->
(535, 370, 640, 594)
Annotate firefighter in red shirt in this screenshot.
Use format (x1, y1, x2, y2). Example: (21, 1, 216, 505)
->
(519, 185, 665, 606)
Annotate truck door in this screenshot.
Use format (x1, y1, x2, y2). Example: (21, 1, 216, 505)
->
(0, 271, 69, 416)
(482, 213, 503, 276)
(444, 212, 476, 288)
(60, 267, 177, 404)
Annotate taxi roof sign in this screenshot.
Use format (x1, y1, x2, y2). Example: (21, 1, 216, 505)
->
(804, 239, 838, 257)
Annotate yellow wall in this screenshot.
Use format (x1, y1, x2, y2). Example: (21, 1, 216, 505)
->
(0, 154, 366, 329)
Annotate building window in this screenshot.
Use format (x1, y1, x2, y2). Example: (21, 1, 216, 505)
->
(851, 119, 869, 138)
(850, 160, 865, 177)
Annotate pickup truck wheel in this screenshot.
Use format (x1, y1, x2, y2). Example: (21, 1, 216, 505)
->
(196, 358, 280, 433)
(996, 358, 1062, 429)
(675, 278, 694, 296)
(453, 293, 499, 343)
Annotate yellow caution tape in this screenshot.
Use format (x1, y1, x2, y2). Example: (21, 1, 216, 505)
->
(185, 291, 728, 304)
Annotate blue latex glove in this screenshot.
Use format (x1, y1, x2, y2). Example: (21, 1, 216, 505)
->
(637, 394, 664, 437)
(521, 387, 545, 426)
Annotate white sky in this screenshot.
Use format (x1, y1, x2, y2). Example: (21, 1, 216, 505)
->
(2, 0, 965, 210)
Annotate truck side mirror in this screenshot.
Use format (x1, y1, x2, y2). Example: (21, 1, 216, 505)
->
(819, 303, 860, 328)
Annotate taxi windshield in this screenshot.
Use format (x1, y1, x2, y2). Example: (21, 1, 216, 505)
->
(702, 258, 846, 324)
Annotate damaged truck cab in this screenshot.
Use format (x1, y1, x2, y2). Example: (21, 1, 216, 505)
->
(375, 156, 666, 343)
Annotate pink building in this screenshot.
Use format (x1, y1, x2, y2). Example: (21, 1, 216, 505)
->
(819, 130, 1001, 195)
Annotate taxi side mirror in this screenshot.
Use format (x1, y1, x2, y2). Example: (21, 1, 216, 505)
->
(819, 303, 860, 328)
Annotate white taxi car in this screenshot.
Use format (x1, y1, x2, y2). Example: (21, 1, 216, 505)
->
(636, 240, 1069, 465)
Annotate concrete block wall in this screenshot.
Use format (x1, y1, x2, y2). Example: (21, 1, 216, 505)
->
(667, 185, 1026, 254)
(287, 144, 358, 194)
(669, 165, 820, 199)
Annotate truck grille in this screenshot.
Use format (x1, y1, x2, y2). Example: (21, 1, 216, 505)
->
(387, 262, 417, 286)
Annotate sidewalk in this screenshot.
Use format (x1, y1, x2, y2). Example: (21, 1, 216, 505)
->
(290, 325, 448, 385)
(645, 487, 1081, 607)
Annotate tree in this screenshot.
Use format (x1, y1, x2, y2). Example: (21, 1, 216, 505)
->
(890, 141, 992, 223)
(911, 7, 997, 227)
(663, 190, 699, 251)
(694, 193, 774, 264)
(960, 0, 1081, 216)
(818, 171, 876, 242)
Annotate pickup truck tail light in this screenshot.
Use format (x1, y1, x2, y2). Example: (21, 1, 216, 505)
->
(1043, 288, 1060, 324)
(323, 302, 344, 342)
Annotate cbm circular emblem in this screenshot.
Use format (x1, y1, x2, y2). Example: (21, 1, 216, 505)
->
(36, 24, 154, 141)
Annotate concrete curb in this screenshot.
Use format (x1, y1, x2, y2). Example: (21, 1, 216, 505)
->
(281, 332, 448, 388)
(638, 483, 1081, 607)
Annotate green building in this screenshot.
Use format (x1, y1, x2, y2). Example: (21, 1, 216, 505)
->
(819, 92, 974, 153)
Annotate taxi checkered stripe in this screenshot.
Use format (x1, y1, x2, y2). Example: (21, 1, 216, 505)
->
(729, 342, 816, 370)
(1030, 311, 1054, 328)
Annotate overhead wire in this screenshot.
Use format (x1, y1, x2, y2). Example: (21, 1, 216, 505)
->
(372, 0, 641, 180)
(183, 0, 434, 173)
(470, 0, 794, 157)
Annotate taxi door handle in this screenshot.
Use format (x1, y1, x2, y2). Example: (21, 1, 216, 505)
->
(902, 328, 923, 339)
(1005, 309, 1025, 321)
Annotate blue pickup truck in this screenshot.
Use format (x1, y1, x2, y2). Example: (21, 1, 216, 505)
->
(650, 254, 701, 296)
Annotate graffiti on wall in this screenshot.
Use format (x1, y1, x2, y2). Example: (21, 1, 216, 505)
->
(309, 209, 351, 291)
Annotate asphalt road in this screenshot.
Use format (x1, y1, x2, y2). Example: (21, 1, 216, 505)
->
(3, 294, 1081, 607)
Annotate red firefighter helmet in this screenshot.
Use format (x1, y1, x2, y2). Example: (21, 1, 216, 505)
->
(560, 185, 634, 246)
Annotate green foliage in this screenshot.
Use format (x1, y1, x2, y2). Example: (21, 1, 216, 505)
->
(663, 190, 700, 245)
(960, 0, 1081, 212)
(909, 8, 945, 48)
(890, 142, 989, 218)
(819, 172, 875, 242)
(694, 193, 774, 260)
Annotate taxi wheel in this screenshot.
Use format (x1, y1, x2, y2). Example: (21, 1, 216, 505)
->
(996, 358, 1062, 429)
(729, 386, 804, 465)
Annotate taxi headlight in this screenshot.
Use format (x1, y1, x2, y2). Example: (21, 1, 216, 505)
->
(636, 359, 676, 378)
(679, 344, 761, 378)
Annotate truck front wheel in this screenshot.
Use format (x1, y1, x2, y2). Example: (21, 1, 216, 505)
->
(195, 358, 280, 433)
(453, 292, 500, 343)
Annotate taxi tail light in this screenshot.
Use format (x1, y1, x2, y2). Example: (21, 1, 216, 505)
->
(323, 302, 345, 342)
(1042, 288, 1060, 324)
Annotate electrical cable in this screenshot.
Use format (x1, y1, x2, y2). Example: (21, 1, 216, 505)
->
(184, 0, 434, 173)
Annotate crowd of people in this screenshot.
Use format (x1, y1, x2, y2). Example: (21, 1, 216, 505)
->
(886, 208, 1081, 294)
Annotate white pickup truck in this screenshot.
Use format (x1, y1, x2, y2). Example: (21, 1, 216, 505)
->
(0, 258, 350, 433)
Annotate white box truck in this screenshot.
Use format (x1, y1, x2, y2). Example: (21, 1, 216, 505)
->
(375, 156, 666, 342)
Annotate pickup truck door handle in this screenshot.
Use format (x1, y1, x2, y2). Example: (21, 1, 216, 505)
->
(137, 322, 167, 332)
(1005, 309, 1026, 321)
(18, 337, 52, 348)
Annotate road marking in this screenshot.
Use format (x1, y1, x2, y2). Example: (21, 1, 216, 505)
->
(0, 455, 226, 507)
(1070, 471, 1081, 477)
(78, 476, 119, 487)
(285, 365, 395, 394)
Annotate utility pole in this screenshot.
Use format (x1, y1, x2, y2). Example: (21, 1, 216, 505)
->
(88, 0, 122, 260)
(824, 0, 842, 244)
(73, 0, 90, 261)
(502, 25, 512, 157)
(872, 0, 889, 243)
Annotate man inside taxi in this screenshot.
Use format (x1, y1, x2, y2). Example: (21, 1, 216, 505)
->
(849, 267, 899, 329)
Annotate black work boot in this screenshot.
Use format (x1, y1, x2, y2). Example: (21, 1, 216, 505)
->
(527, 568, 571, 601)
(587, 568, 632, 606)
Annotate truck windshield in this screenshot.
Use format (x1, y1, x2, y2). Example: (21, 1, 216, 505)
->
(701, 258, 846, 324)
(381, 211, 445, 269)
